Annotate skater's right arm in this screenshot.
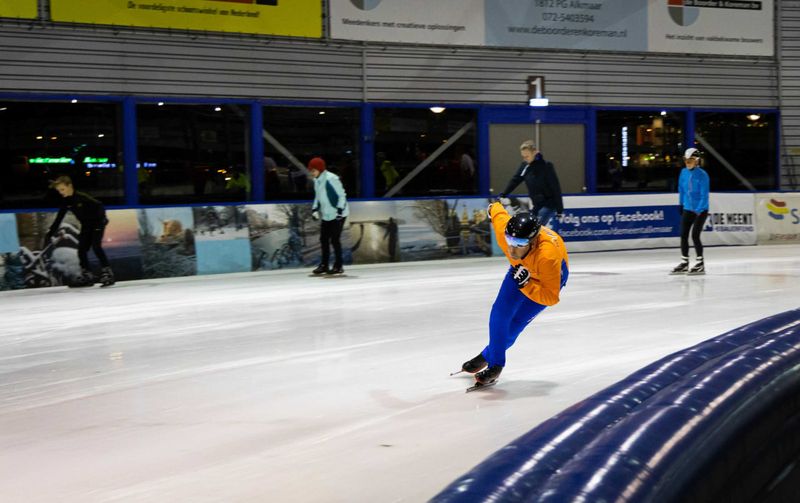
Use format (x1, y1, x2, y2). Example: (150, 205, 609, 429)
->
(488, 202, 511, 257)
(47, 207, 68, 241)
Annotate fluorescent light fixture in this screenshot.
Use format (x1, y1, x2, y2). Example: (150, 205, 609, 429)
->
(214, 106, 222, 112)
(98, 134, 105, 138)
(70, 99, 78, 103)
(319, 111, 326, 115)
(528, 98, 549, 107)
(747, 114, 761, 121)
(660, 110, 667, 116)
(429, 106, 446, 113)
(157, 102, 165, 106)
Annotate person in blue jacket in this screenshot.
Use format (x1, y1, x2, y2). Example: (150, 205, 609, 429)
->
(671, 148, 710, 275)
(309, 157, 349, 275)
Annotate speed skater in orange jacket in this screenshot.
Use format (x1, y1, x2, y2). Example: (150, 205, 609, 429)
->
(462, 202, 569, 384)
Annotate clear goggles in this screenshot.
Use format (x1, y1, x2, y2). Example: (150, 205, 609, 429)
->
(504, 234, 530, 248)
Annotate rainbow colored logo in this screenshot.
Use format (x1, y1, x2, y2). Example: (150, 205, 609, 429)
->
(766, 199, 790, 220)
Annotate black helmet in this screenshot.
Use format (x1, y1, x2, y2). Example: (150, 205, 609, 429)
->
(505, 212, 541, 245)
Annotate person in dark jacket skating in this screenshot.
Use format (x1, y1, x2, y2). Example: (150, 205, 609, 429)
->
(47, 176, 114, 287)
(498, 140, 564, 229)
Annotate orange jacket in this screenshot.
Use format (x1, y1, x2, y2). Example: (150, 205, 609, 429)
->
(489, 202, 569, 306)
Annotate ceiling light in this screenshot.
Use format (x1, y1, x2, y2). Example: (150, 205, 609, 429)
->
(70, 99, 78, 103)
(429, 106, 446, 114)
(747, 114, 761, 121)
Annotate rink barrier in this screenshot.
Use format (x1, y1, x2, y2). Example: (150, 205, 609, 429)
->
(430, 309, 800, 502)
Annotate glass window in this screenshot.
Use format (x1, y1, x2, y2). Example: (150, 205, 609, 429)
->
(595, 111, 685, 192)
(695, 112, 777, 190)
(137, 103, 248, 205)
(262, 105, 360, 200)
(374, 107, 477, 197)
(0, 100, 123, 209)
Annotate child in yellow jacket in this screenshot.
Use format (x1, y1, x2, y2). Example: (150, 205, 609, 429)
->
(461, 201, 569, 386)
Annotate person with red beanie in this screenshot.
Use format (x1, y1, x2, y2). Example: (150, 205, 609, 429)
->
(308, 157, 349, 275)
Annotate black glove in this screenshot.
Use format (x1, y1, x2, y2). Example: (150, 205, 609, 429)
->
(511, 264, 531, 288)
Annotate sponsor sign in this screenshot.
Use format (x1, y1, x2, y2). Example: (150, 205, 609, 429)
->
(756, 193, 800, 244)
(0, 1, 37, 19)
(51, 0, 321, 38)
(649, 0, 773, 56)
(486, 0, 649, 52)
(330, 0, 484, 45)
(330, 0, 772, 56)
(701, 192, 757, 246)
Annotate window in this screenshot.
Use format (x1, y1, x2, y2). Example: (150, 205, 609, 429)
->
(595, 111, 685, 192)
(373, 107, 477, 197)
(137, 103, 248, 204)
(0, 100, 122, 209)
(695, 112, 777, 190)
(262, 105, 360, 200)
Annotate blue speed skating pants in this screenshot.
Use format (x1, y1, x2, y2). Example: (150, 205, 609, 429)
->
(482, 261, 568, 367)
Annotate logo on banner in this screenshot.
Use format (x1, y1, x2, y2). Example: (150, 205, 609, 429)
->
(766, 198, 790, 220)
(350, 0, 383, 10)
(704, 212, 754, 232)
(668, 0, 763, 27)
(668, 0, 700, 26)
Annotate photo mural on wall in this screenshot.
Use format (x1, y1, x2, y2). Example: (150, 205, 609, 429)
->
(347, 201, 401, 264)
(397, 198, 493, 261)
(4, 210, 144, 289)
(137, 207, 196, 278)
(192, 205, 250, 275)
(248, 204, 305, 271)
(0, 213, 23, 290)
(248, 203, 354, 271)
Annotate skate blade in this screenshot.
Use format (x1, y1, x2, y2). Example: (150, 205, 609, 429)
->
(466, 381, 497, 393)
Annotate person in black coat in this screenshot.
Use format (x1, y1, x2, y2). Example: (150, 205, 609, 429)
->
(498, 140, 564, 228)
(47, 176, 114, 286)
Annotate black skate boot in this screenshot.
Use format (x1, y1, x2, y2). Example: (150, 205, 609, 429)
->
(461, 353, 487, 374)
(100, 266, 115, 287)
(670, 258, 689, 275)
(476, 365, 503, 385)
(688, 258, 705, 275)
(312, 264, 329, 275)
(327, 264, 344, 275)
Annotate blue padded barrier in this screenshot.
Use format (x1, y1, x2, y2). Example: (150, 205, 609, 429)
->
(431, 309, 800, 502)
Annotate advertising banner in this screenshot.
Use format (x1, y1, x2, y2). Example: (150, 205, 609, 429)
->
(701, 192, 757, 246)
(485, 0, 648, 52)
(648, 0, 774, 57)
(557, 194, 680, 252)
(756, 193, 800, 244)
(329, 0, 485, 45)
(51, 0, 321, 38)
(331, 0, 772, 57)
(0, 1, 37, 19)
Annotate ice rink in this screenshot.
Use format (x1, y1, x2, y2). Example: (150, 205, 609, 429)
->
(1, 244, 799, 503)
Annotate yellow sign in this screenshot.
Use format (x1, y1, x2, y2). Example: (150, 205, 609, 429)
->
(0, 1, 37, 19)
(51, 0, 321, 38)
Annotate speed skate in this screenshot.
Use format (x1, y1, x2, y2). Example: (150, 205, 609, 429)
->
(465, 381, 497, 393)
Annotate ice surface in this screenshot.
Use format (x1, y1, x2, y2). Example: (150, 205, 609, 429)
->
(1, 245, 799, 502)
